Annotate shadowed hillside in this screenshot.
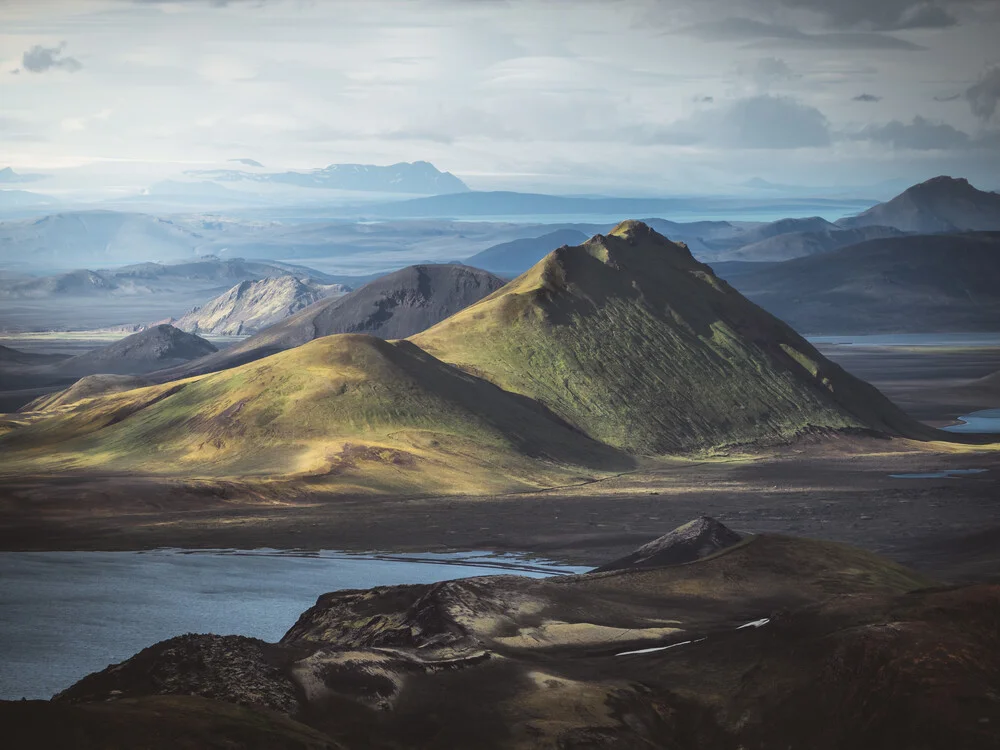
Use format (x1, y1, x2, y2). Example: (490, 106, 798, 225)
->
(838, 176, 1000, 233)
(413, 220, 936, 453)
(729, 232, 1000, 333)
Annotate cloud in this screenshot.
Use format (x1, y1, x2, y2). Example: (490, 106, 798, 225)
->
(852, 115, 970, 149)
(761, 0, 960, 30)
(21, 42, 82, 73)
(853, 93, 882, 102)
(677, 17, 925, 50)
(648, 95, 832, 149)
(966, 66, 1000, 122)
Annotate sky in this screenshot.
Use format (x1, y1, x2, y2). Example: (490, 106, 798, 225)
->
(2, 0, 1000, 194)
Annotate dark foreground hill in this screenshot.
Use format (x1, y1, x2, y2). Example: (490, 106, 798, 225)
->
(729, 232, 1000, 333)
(153, 264, 506, 379)
(413, 220, 935, 453)
(838, 175, 1000, 233)
(7, 523, 998, 750)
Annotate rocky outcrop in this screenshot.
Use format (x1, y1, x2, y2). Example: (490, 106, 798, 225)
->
(593, 517, 743, 572)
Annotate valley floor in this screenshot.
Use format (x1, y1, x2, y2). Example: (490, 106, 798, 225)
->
(1, 438, 997, 582)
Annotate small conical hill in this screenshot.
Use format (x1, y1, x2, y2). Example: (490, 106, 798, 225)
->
(411, 220, 935, 453)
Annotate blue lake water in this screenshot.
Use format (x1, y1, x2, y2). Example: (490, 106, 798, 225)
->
(942, 409, 1000, 434)
(890, 469, 989, 479)
(0, 549, 588, 701)
(808, 333, 1000, 347)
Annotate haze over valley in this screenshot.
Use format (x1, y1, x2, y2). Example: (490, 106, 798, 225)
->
(3, 1, 1000, 748)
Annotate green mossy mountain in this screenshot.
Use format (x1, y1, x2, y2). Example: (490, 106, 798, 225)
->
(412, 220, 936, 453)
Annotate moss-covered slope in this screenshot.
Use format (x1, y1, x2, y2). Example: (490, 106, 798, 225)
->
(0, 334, 630, 493)
(412, 220, 936, 453)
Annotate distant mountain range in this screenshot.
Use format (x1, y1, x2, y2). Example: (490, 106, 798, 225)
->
(723, 232, 1000, 333)
(187, 161, 469, 195)
(0, 258, 338, 299)
(0, 167, 46, 184)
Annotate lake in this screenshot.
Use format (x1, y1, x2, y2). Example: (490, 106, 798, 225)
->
(0, 549, 588, 701)
(943, 408, 1000, 434)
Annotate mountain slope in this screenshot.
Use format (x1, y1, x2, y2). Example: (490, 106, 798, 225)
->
(715, 225, 905, 262)
(56, 325, 218, 376)
(174, 277, 349, 336)
(838, 176, 1000, 232)
(157, 264, 506, 379)
(412, 221, 936, 453)
(0, 335, 630, 491)
(729, 232, 1000, 333)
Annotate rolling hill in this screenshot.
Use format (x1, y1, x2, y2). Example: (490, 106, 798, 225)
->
(174, 276, 349, 336)
(412, 220, 934, 453)
(1, 334, 630, 491)
(728, 232, 1000, 333)
(838, 176, 1000, 233)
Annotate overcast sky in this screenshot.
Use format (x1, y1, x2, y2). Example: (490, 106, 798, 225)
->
(2, 0, 999, 193)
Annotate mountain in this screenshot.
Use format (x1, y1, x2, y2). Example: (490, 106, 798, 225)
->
(0, 167, 45, 184)
(54, 325, 218, 376)
(1, 334, 630, 490)
(412, 220, 934, 453)
(174, 276, 350, 336)
(359, 191, 873, 220)
(0, 190, 58, 209)
(189, 161, 469, 195)
(715, 225, 906, 262)
(158, 264, 506, 378)
(0, 258, 336, 299)
(464, 229, 589, 276)
(19, 526, 994, 750)
(0, 210, 204, 268)
(838, 176, 1000, 233)
(728, 232, 1000, 333)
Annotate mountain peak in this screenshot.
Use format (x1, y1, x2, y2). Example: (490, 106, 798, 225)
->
(594, 517, 743, 572)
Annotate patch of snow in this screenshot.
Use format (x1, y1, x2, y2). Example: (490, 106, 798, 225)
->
(736, 618, 771, 630)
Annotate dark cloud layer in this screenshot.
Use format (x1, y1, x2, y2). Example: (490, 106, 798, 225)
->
(853, 93, 882, 102)
(678, 17, 924, 50)
(765, 0, 961, 30)
(966, 66, 1000, 122)
(21, 43, 81, 73)
(853, 115, 970, 149)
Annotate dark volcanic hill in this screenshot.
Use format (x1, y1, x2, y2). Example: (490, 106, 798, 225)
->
(728, 232, 1000, 334)
(13, 525, 997, 750)
(56, 325, 218, 376)
(594, 516, 744, 571)
(413, 220, 936, 453)
(838, 176, 1000, 233)
(158, 264, 506, 378)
